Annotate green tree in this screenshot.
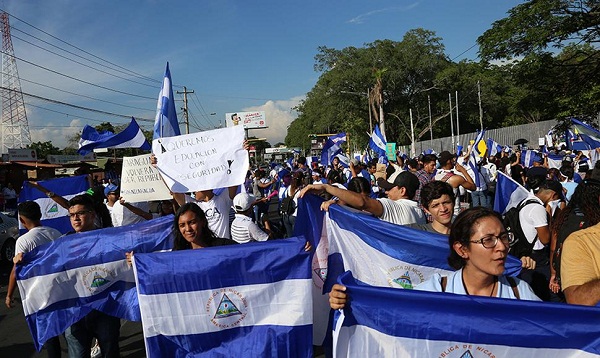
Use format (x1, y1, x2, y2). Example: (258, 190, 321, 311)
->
(478, 0, 600, 61)
(27, 141, 61, 159)
(287, 29, 451, 150)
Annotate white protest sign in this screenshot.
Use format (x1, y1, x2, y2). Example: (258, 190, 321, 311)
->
(120, 154, 172, 202)
(153, 126, 249, 193)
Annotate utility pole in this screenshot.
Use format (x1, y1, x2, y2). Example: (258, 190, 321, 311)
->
(449, 93, 454, 151)
(176, 86, 194, 134)
(428, 95, 433, 141)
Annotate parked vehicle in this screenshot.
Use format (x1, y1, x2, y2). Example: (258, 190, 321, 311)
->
(0, 212, 19, 262)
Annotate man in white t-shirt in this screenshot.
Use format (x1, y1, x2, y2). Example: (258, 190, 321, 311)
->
(6, 201, 63, 355)
(299, 171, 425, 226)
(518, 180, 563, 301)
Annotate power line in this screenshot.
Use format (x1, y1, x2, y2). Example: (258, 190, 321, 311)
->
(25, 101, 136, 125)
(10, 29, 160, 89)
(451, 43, 478, 62)
(3, 86, 154, 121)
(1, 9, 162, 85)
(2, 50, 156, 99)
(11, 72, 154, 112)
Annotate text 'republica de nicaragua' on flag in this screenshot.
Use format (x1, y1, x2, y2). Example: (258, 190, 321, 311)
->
(293, 194, 523, 346)
(333, 271, 600, 358)
(17, 215, 174, 351)
(132, 236, 313, 358)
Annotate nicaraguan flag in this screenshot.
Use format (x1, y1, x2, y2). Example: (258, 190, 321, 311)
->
(369, 124, 387, 158)
(321, 140, 343, 167)
(486, 138, 503, 157)
(520, 149, 538, 168)
(329, 132, 347, 145)
(294, 195, 522, 346)
(333, 271, 600, 357)
(467, 150, 482, 188)
(547, 154, 564, 169)
(132, 237, 312, 357)
(493, 171, 531, 215)
(153, 62, 180, 143)
(78, 118, 151, 155)
(18, 175, 90, 234)
(16, 216, 174, 351)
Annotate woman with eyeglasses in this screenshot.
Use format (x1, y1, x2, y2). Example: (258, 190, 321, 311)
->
(329, 207, 540, 309)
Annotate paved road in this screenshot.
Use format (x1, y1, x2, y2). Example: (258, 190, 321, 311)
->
(0, 261, 146, 357)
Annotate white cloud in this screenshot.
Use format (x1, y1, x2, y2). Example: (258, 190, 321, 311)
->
(347, 3, 420, 24)
(30, 119, 83, 149)
(242, 96, 304, 146)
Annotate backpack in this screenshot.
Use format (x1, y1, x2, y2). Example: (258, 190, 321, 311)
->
(280, 188, 297, 216)
(552, 207, 588, 282)
(502, 198, 543, 258)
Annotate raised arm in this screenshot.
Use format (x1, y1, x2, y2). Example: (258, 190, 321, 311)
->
(28, 181, 69, 209)
(299, 183, 383, 217)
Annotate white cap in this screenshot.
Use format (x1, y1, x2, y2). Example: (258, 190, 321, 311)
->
(233, 193, 255, 212)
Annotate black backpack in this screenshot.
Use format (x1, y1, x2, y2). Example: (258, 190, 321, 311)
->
(503, 198, 543, 258)
(552, 207, 588, 282)
(280, 189, 296, 216)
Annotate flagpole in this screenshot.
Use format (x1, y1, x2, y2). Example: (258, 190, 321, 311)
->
(455, 91, 460, 145)
(410, 108, 415, 158)
(428, 95, 433, 142)
(449, 93, 454, 152)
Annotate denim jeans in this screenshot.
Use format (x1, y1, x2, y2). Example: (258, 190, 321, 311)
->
(65, 310, 120, 358)
(471, 190, 491, 209)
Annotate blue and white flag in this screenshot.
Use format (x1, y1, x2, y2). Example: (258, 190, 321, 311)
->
(493, 171, 531, 215)
(133, 237, 312, 358)
(486, 138, 503, 157)
(466, 150, 482, 188)
(153, 62, 180, 144)
(369, 124, 387, 158)
(78, 118, 151, 155)
(521, 149, 539, 168)
(294, 195, 522, 346)
(333, 271, 600, 358)
(18, 175, 90, 234)
(321, 140, 343, 167)
(329, 132, 347, 145)
(547, 154, 564, 169)
(16, 216, 174, 351)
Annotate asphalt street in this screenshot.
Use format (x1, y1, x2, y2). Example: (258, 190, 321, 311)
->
(0, 260, 146, 357)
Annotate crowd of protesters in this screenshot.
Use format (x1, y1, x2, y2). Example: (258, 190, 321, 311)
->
(5, 141, 600, 357)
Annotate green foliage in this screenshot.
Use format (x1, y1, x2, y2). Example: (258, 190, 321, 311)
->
(27, 141, 61, 158)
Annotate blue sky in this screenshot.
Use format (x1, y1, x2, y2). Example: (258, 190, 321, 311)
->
(4, 0, 522, 149)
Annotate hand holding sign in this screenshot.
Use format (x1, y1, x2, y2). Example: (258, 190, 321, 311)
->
(153, 126, 249, 193)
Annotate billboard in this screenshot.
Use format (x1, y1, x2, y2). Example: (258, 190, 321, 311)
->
(225, 111, 267, 129)
(8, 148, 37, 162)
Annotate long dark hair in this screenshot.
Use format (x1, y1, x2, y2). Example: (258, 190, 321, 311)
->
(172, 203, 219, 250)
(551, 178, 600, 234)
(447, 207, 503, 270)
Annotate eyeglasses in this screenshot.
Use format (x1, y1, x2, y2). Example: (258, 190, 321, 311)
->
(69, 210, 93, 219)
(470, 232, 515, 249)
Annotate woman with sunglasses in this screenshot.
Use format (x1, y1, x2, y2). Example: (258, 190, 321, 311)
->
(329, 207, 540, 309)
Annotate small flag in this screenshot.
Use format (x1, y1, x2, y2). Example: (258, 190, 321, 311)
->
(78, 118, 150, 155)
(369, 124, 387, 158)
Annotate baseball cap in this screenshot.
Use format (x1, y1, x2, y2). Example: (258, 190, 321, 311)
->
(377, 170, 418, 193)
(233, 193, 255, 212)
(541, 180, 564, 200)
(104, 184, 119, 197)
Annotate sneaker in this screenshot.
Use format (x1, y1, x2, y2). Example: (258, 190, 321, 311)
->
(91, 341, 102, 358)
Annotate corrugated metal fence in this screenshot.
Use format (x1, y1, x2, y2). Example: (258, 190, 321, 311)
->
(397, 119, 558, 155)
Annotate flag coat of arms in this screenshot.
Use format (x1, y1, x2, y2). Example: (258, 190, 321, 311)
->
(132, 236, 312, 357)
(16, 216, 174, 350)
(333, 271, 600, 358)
(293, 195, 522, 345)
(18, 175, 90, 234)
